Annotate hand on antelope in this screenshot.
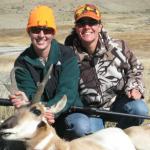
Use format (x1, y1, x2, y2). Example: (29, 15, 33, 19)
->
(9, 91, 55, 124)
(44, 107, 55, 124)
(9, 90, 30, 108)
(127, 88, 142, 100)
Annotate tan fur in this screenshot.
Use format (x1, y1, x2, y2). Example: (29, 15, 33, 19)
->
(27, 124, 107, 150)
(25, 111, 107, 150)
(25, 121, 104, 150)
(125, 124, 150, 150)
(27, 123, 53, 149)
(70, 137, 106, 150)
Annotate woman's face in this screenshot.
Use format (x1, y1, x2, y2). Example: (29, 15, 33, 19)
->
(75, 18, 102, 44)
(28, 27, 55, 54)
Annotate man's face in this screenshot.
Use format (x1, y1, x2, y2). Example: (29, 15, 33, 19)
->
(28, 26, 55, 53)
(75, 18, 102, 44)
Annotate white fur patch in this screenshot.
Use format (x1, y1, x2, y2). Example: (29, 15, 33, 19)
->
(2, 119, 40, 140)
(34, 133, 54, 150)
(48, 145, 56, 150)
(89, 127, 136, 150)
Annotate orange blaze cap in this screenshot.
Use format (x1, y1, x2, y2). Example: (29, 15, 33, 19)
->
(74, 4, 101, 22)
(27, 5, 56, 34)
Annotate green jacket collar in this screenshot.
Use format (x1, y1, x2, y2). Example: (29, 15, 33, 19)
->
(24, 39, 60, 69)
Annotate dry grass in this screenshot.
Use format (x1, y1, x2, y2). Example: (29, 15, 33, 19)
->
(0, 56, 15, 72)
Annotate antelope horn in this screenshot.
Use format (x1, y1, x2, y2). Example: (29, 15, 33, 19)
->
(5, 67, 21, 94)
(32, 64, 53, 103)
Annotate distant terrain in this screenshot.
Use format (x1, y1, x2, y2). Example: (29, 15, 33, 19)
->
(0, 0, 150, 29)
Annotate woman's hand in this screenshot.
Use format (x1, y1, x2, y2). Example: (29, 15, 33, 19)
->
(10, 91, 55, 124)
(127, 89, 142, 100)
(9, 91, 30, 108)
(44, 108, 55, 124)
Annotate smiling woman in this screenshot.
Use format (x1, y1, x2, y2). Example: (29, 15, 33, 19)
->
(7, 4, 82, 145)
(64, 3, 149, 138)
(75, 17, 102, 54)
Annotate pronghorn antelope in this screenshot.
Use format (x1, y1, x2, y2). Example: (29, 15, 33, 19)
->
(0, 66, 136, 150)
(0, 100, 136, 150)
(124, 124, 150, 150)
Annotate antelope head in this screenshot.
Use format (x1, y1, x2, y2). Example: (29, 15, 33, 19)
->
(0, 95, 67, 141)
(0, 65, 67, 141)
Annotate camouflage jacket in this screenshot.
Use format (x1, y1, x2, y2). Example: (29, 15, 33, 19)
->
(65, 28, 144, 109)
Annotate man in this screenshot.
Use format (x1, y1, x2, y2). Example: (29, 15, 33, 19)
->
(65, 3, 149, 138)
(8, 5, 82, 141)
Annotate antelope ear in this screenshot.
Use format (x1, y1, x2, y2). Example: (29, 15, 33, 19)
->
(50, 95, 67, 114)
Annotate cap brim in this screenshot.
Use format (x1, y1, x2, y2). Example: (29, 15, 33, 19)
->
(76, 13, 100, 22)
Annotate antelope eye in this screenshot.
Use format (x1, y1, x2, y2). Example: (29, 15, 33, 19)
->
(30, 107, 41, 116)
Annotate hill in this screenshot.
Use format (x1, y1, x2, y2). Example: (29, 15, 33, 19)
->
(0, 0, 149, 29)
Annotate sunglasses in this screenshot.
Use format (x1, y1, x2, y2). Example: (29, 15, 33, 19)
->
(76, 18, 100, 27)
(30, 27, 54, 34)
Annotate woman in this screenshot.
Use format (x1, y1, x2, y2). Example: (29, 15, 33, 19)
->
(64, 3, 148, 138)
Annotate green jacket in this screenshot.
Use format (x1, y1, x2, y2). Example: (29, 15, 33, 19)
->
(14, 39, 82, 116)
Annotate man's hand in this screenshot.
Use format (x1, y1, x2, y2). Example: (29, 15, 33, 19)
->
(127, 89, 142, 100)
(9, 91, 30, 108)
(44, 108, 55, 124)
